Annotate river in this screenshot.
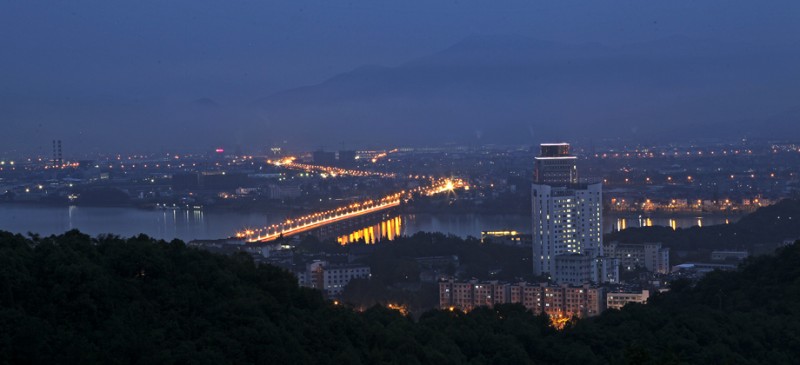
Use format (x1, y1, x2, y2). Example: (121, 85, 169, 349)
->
(0, 204, 737, 242)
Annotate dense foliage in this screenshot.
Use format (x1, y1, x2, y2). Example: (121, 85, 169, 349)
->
(300, 232, 537, 312)
(1, 230, 799, 364)
(356, 232, 536, 282)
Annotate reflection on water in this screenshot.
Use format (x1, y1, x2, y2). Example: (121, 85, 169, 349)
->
(337, 216, 402, 245)
(0, 204, 740, 243)
(611, 215, 731, 232)
(0, 204, 282, 242)
(340, 214, 737, 244)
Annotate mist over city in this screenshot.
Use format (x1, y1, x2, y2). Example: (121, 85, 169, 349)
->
(2, 1, 800, 364)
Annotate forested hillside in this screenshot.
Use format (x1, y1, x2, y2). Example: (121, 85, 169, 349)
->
(606, 199, 800, 252)
(1, 230, 798, 364)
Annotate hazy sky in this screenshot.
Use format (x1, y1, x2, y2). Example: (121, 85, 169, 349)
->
(2, 1, 799, 154)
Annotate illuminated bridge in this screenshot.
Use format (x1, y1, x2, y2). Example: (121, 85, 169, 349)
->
(236, 178, 466, 243)
(269, 157, 396, 178)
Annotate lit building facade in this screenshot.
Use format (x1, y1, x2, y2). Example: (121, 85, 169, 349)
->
(534, 143, 578, 184)
(480, 230, 532, 247)
(532, 181, 610, 282)
(531, 143, 616, 284)
(440, 280, 605, 318)
(606, 290, 650, 310)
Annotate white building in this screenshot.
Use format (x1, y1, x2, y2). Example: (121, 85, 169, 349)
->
(531, 143, 615, 284)
(532, 182, 611, 282)
(299, 261, 371, 297)
(553, 254, 594, 285)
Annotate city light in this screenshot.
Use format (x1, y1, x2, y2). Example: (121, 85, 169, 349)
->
(386, 303, 408, 316)
(236, 178, 467, 242)
(269, 156, 397, 178)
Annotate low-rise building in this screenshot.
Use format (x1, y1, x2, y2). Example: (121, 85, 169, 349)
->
(439, 280, 605, 318)
(268, 184, 302, 199)
(554, 254, 594, 285)
(710, 250, 749, 261)
(671, 262, 736, 275)
(553, 254, 619, 285)
(298, 260, 371, 298)
(605, 242, 670, 274)
(607, 290, 650, 310)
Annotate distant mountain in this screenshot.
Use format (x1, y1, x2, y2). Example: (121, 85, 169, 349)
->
(192, 97, 219, 107)
(251, 35, 800, 147)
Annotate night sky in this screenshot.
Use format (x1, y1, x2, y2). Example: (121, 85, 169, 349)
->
(2, 1, 799, 154)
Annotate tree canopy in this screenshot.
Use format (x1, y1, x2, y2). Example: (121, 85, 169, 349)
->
(1, 230, 799, 364)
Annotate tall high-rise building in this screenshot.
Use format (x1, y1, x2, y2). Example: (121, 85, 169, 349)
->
(337, 150, 357, 167)
(52, 140, 62, 168)
(312, 150, 336, 165)
(531, 143, 617, 284)
(534, 143, 577, 184)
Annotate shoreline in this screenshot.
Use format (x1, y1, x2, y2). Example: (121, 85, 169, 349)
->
(1, 200, 747, 219)
(0, 200, 298, 215)
(604, 211, 748, 218)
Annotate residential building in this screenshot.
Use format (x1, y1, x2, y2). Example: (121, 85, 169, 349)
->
(553, 254, 594, 285)
(439, 280, 605, 318)
(607, 290, 650, 310)
(532, 183, 606, 280)
(298, 260, 371, 298)
(605, 242, 670, 274)
(531, 143, 612, 283)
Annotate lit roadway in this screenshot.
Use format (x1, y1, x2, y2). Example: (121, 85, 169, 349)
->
(237, 178, 466, 243)
(269, 157, 396, 178)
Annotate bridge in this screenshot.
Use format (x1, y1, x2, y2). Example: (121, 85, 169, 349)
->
(236, 178, 466, 243)
(269, 157, 396, 178)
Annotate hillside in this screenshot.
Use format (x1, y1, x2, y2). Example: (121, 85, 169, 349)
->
(252, 35, 800, 146)
(605, 199, 800, 252)
(1, 230, 800, 364)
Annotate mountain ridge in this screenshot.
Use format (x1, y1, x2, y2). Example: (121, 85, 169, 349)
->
(244, 35, 800, 145)
(248, 35, 800, 147)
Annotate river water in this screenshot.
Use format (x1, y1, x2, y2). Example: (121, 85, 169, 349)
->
(0, 204, 736, 242)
